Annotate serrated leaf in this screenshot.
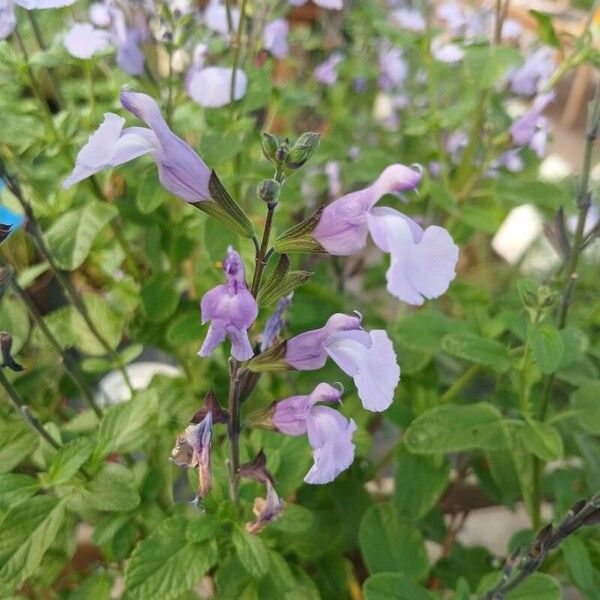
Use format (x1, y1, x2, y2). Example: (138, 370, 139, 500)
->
(531, 324, 564, 374)
(404, 403, 508, 453)
(363, 573, 431, 600)
(232, 523, 269, 577)
(95, 389, 159, 459)
(71, 293, 124, 355)
(0, 474, 38, 510)
(570, 382, 600, 434)
(441, 333, 511, 371)
(394, 446, 449, 521)
(0, 496, 65, 593)
(0, 421, 38, 474)
(44, 202, 117, 270)
(45, 437, 94, 486)
(125, 515, 217, 600)
(359, 503, 429, 579)
(519, 420, 563, 461)
(166, 311, 202, 345)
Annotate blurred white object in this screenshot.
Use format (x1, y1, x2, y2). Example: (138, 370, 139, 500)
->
(492, 204, 543, 264)
(539, 154, 572, 181)
(97, 361, 181, 406)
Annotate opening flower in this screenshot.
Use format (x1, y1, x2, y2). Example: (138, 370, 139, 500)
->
(64, 23, 110, 60)
(272, 383, 356, 484)
(199, 247, 258, 361)
(312, 164, 458, 305)
(63, 90, 211, 203)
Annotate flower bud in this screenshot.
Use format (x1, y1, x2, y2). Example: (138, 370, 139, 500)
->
(286, 132, 321, 169)
(274, 139, 290, 163)
(257, 179, 280, 206)
(261, 132, 279, 163)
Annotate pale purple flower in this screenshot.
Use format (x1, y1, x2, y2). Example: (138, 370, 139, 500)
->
(273, 382, 356, 484)
(285, 313, 400, 411)
(89, 2, 110, 27)
(290, 0, 342, 9)
(367, 207, 459, 305)
(64, 23, 110, 59)
(501, 19, 522, 41)
(171, 412, 213, 502)
(510, 93, 554, 146)
(261, 294, 292, 352)
(436, 2, 467, 34)
(510, 47, 555, 96)
(204, 0, 239, 35)
(378, 46, 407, 90)
(111, 8, 145, 76)
(246, 479, 284, 533)
(199, 247, 258, 361)
(391, 8, 426, 33)
(187, 66, 247, 107)
(263, 18, 289, 59)
(64, 91, 211, 203)
(0, 0, 15, 39)
(14, 0, 77, 8)
(313, 163, 422, 255)
(492, 149, 523, 173)
(446, 131, 468, 162)
(325, 160, 342, 198)
(529, 116, 549, 157)
(432, 41, 464, 63)
(314, 53, 343, 86)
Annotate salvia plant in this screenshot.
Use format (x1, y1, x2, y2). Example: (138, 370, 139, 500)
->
(1, 0, 600, 599)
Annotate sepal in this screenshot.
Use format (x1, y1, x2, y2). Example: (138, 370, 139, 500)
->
(273, 205, 328, 254)
(247, 340, 290, 372)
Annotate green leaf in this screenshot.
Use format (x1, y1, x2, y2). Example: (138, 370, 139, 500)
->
(464, 46, 522, 89)
(0, 474, 38, 510)
(95, 389, 159, 459)
(404, 403, 508, 453)
(45, 437, 94, 486)
(442, 333, 511, 371)
(570, 382, 600, 434)
(519, 420, 563, 461)
(394, 445, 449, 521)
(135, 170, 166, 214)
(531, 324, 564, 375)
(166, 311, 202, 345)
(141, 277, 180, 323)
(45, 202, 117, 270)
(71, 293, 124, 355)
(0, 496, 65, 593)
(67, 572, 113, 600)
(125, 515, 217, 600)
(562, 536, 597, 596)
(358, 503, 429, 579)
(0, 421, 38, 474)
(204, 217, 239, 263)
(363, 573, 432, 600)
(232, 523, 270, 577)
(529, 10, 561, 49)
(258, 254, 312, 306)
(0, 296, 29, 353)
(71, 463, 140, 512)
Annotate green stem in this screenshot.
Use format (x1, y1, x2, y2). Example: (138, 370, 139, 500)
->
(227, 359, 242, 502)
(250, 203, 276, 297)
(229, 0, 248, 109)
(440, 365, 480, 403)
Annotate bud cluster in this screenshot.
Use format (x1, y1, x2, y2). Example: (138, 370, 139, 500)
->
(261, 131, 321, 177)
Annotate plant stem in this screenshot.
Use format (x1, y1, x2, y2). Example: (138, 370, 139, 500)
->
(439, 365, 480, 403)
(0, 256, 102, 417)
(250, 203, 276, 297)
(531, 80, 600, 529)
(166, 41, 175, 127)
(229, 0, 248, 108)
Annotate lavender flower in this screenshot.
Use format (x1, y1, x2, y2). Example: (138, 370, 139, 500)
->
(283, 312, 400, 411)
(378, 46, 407, 91)
(314, 53, 343, 86)
(431, 40, 464, 64)
(89, 2, 110, 27)
(510, 47, 555, 96)
(0, 205, 25, 245)
(112, 10, 146, 76)
(263, 18, 289, 59)
(64, 23, 110, 59)
(14, 0, 78, 8)
(204, 0, 239, 35)
(289, 0, 342, 9)
(0, 0, 16, 39)
(64, 91, 211, 203)
(313, 165, 458, 305)
(391, 8, 426, 33)
(260, 294, 292, 352)
(273, 383, 356, 484)
(510, 93, 554, 146)
(187, 66, 247, 107)
(199, 247, 258, 361)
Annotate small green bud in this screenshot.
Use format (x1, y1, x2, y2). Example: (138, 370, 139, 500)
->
(261, 132, 279, 163)
(274, 139, 290, 163)
(257, 179, 280, 206)
(537, 285, 552, 307)
(286, 132, 321, 169)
